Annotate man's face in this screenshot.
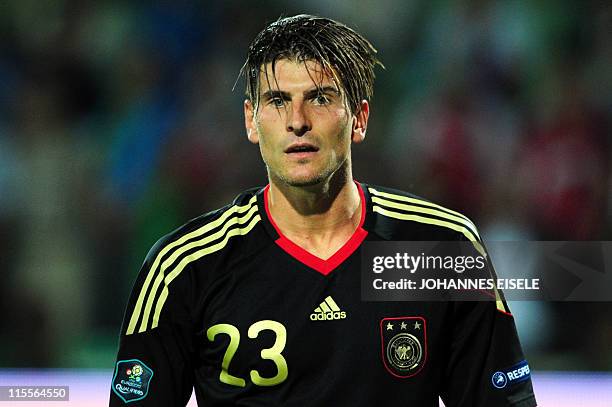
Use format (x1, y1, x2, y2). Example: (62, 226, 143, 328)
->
(244, 59, 368, 187)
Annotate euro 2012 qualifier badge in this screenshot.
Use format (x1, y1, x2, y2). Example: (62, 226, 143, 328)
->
(380, 316, 427, 378)
(112, 359, 154, 403)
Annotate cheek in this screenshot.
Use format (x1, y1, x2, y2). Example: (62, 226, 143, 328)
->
(254, 124, 277, 165)
(256, 111, 283, 137)
(257, 108, 284, 126)
(331, 109, 352, 138)
(334, 116, 353, 146)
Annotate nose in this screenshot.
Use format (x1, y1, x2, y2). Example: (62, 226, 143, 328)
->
(286, 101, 311, 137)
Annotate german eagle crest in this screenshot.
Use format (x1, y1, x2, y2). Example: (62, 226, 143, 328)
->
(380, 316, 427, 378)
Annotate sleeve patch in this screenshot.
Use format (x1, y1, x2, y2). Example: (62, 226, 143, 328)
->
(491, 360, 531, 389)
(112, 359, 154, 403)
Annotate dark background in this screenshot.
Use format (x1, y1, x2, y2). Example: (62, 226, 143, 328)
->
(0, 0, 610, 372)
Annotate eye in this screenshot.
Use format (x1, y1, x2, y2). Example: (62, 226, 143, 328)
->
(313, 94, 331, 105)
(269, 97, 285, 108)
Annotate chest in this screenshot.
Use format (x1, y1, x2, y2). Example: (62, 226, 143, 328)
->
(190, 248, 450, 405)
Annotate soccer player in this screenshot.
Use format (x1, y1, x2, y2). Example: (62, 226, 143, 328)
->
(110, 15, 537, 406)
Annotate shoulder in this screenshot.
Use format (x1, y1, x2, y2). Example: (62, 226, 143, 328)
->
(123, 187, 264, 335)
(144, 187, 263, 266)
(361, 183, 481, 243)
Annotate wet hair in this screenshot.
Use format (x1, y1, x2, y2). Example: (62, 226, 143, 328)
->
(239, 14, 383, 114)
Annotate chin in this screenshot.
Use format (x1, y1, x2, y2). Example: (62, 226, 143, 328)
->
(279, 171, 329, 187)
(285, 176, 326, 187)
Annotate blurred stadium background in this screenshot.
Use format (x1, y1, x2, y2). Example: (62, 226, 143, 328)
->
(0, 0, 611, 405)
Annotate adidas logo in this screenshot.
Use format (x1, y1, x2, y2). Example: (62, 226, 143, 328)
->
(310, 296, 347, 321)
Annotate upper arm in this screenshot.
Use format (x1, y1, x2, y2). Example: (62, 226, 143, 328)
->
(110, 239, 195, 406)
(440, 237, 537, 407)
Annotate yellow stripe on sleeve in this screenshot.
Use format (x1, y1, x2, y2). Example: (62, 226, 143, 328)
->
(371, 196, 479, 239)
(138, 205, 259, 333)
(151, 214, 261, 329)
(372, 203, 507, 313)
(372, 205, 486, 256)
(126, 195, 257, 335)
(369, 188, 480, 239)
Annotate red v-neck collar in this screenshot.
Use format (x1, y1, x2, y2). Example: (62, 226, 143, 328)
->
(263, 182, 368, 275)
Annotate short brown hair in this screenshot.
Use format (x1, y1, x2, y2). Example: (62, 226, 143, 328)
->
(240, 14, 383, 114)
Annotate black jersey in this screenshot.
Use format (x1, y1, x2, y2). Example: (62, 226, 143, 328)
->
(110, 183, 537, 407)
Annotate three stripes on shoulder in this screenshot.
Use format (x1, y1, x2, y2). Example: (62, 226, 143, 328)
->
(125, 195, 260, 335)
(369, 187, 508, 314)
(369, 187, 485, 255)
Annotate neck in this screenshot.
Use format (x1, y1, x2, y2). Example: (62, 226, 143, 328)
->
(267, 168, 362, 259)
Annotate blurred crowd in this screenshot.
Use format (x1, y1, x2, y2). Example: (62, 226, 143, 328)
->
(0, 1, 611, 370)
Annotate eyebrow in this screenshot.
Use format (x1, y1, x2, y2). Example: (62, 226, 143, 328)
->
(260, 86, 341, 101)
(304, 86, 341, 99)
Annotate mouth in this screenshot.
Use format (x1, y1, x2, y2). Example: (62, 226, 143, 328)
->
(284, 143, 319, 154)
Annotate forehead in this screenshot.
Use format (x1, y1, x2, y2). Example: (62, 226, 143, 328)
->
(258, 59, 340, 93)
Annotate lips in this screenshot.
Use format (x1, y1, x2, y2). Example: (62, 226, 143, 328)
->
(284, 143, 319, 154)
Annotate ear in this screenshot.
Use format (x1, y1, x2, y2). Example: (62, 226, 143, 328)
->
(351, 100, 369, 144)
(244, 99, 259, 144)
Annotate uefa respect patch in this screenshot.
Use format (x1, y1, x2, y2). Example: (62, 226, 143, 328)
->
(491, 360, 531, 389)
(112, 359, 154, 403)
